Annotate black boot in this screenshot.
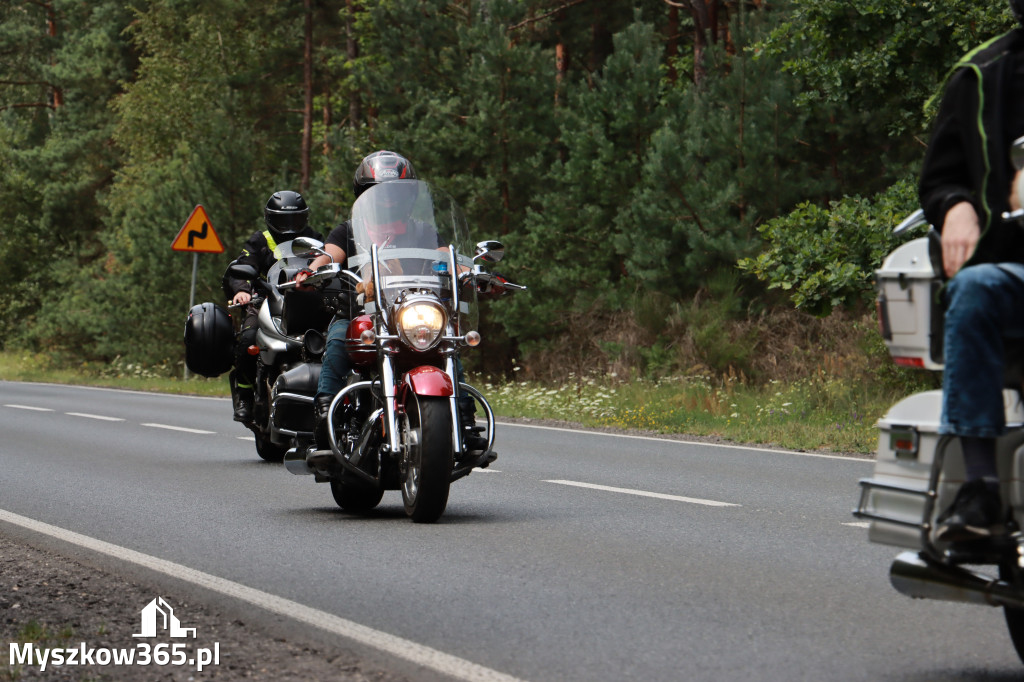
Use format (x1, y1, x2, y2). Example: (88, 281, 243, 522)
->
(459, 399, 487, 453)
(314, 395, 333, 451)
(233, 388, 253, 423)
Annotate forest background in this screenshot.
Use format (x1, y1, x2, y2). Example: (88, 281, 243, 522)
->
(0, 0, 1012, 450)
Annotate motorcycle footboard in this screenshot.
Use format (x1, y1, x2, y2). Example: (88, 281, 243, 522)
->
(451, 450, 498, 482)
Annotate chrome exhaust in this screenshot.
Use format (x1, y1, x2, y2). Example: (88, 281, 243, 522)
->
(890, 550, 1024, 609)
(283, 447, 314, 475)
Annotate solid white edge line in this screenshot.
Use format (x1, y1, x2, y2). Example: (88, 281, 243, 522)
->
(0, 509, 528, 682)
(66, 412, 125, 422)
(3, 404, 54, 412)
(545, 480, 739, 507)
(0, 380, 228, 402)
(142, 423, 216, 435)
(843, 521, 870, 528)
(498, 420, 869, 462)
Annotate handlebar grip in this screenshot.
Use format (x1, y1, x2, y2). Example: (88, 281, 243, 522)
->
(227, 296, 264, 310)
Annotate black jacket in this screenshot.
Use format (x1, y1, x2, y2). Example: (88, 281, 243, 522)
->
(919, 28, 1024, 266)
(222, 226, 322, 299)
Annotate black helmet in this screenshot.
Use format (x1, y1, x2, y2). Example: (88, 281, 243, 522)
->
(353, 151, 416, 198)
(264, 190, 310, 241)
(1014, 0, 1024, 26)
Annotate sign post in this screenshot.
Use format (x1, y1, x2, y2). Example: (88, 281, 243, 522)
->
(171, 205, 225, 379)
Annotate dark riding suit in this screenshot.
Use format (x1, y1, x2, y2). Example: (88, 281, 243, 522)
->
(222, 226, 322, 406)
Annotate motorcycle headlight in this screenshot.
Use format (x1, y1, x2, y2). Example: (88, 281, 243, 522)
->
(396, 300, 447, 351)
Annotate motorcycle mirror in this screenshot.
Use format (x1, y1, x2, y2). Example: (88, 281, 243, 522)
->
(1013, 135, 1024, 171)
(291, 237, 329, 261)
(227, 262, 272, 295)
(474, 240, 505, 263)
(227, 263, 259, 281)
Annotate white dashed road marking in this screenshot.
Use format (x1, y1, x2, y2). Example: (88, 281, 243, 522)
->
(545, 480, 739, 507)
(142, 423, 216, 435)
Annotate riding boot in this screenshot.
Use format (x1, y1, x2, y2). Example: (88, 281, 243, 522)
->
(459, 397, 487, 453)
(314, 395, 334, 451)
(232, 378, 254, 423)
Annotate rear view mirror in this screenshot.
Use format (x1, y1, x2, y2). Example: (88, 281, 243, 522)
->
(474, 240, 505, 264)
(291, 237, 328, 260)
(226, 262, 259, 281)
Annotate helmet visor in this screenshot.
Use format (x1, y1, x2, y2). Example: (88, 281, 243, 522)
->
(266, 209, 309, 237)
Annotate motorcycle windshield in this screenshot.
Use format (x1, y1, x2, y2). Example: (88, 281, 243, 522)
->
(350, 181, 477, 330)
(265, 238, 326, 289)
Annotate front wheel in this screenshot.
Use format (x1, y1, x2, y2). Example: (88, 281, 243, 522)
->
(400, 395, 453, 523)
(254, 432, 286, 462)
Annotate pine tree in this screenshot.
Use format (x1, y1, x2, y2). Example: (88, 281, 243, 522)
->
(0, 0, 135, 353)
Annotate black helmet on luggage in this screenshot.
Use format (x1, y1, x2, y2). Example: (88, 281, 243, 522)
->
(184, 302, 234, 378)
(264, 190, 310, 242)
(353, 151, 416, 198)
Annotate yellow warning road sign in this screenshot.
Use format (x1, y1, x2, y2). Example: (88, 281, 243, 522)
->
(171, 205, 224, 253)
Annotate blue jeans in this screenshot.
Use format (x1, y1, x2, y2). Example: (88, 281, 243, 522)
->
(941, 262, 1024, 438)
(317, 318, 351, 401)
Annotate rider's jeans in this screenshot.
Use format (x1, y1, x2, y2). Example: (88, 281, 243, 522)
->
(317, 317, 351, 401)
(941, 262, 1024, 438)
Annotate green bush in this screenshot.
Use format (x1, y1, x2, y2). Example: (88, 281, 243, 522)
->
(737, 177, 918, 315)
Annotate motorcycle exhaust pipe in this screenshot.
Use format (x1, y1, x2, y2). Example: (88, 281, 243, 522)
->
(890, 550, 1024, 609)
(284, 447, 314, 475)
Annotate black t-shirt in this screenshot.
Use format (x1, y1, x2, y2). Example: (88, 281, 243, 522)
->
(325, 220, 357, 261)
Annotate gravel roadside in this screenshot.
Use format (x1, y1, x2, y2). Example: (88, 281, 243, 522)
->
(0, 531, 411, 682)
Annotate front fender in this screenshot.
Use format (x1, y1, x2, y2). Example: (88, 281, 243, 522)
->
(402, 366, 454, 398)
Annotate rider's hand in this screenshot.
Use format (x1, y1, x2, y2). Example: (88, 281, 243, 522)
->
(294, 268, 313, 290)
(941, 201, 980, 278)
(232, 290, 252, 306)
(477, 274, 508, 298)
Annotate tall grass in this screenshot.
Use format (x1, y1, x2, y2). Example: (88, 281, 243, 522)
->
(0, 351, 227, 397)
(485, 369, 903, 453)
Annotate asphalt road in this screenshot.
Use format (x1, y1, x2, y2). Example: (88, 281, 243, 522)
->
(2, 380, 1023, 681)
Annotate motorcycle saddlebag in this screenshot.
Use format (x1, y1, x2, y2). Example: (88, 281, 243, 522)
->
(875, 236, 945, 371)
(271, 363, 321, 434)
(184, 302, 234, 378)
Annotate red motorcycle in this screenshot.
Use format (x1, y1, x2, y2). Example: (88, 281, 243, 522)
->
(284, 180, 523, 522)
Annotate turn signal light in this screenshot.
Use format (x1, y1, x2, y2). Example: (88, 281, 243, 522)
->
(465, 331, 481, 347)
(247, 345, 260, 356)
